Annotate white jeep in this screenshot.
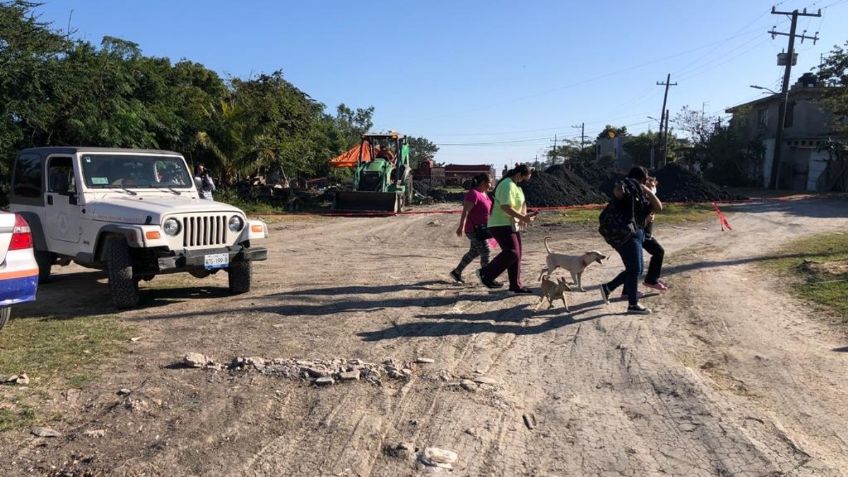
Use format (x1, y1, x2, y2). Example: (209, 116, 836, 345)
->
(9, 147, 268, 308)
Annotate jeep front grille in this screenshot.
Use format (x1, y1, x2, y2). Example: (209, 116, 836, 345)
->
(182, 215, 229, 247)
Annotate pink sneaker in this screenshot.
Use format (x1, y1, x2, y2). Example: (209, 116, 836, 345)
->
(643, 281, 669, 292)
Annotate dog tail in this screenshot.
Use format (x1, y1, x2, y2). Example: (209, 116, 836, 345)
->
(544, 236, 553, 254)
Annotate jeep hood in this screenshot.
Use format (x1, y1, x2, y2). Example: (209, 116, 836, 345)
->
(86, 195, 243, 225)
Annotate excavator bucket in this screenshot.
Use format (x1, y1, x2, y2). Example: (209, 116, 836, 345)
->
(333, 190, 401, 213)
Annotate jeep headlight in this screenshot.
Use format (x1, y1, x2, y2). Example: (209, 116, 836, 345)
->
(163, 218, 181, 236)
(228, 215, 244, 232)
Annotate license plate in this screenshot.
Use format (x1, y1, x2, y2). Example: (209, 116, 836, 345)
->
(204, 253, 229, 270)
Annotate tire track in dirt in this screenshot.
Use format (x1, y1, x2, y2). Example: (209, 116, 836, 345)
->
(4, 198, 848, 476)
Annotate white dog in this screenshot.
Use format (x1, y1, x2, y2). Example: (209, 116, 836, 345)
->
(538, 237, 607, 291)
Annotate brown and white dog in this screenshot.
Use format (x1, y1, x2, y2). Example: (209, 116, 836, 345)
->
(538, 237, 607, 291)
(536, 275, 571, 311)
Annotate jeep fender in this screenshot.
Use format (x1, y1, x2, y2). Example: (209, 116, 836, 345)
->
(16, 212, 48, 251)
(93, 224, 167, 262)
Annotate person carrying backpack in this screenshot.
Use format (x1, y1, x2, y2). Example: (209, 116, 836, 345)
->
(598, 166, 662, 314)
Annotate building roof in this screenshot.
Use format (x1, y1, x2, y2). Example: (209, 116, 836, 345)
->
(725, 87, 830, 113)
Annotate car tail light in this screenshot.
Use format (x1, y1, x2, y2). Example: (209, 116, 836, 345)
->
(9, 214, 33, 250)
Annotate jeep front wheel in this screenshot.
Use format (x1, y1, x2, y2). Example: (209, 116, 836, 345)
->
(228, 255, 251, 294)
(105, 237, 139, 308)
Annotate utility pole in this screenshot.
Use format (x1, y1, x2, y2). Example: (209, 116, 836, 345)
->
(662, 108, 670, 166)
(551, 134, 557, 164)
(656, 73, 677, 167)
(767, 7, 820, 190)
(572, 123, 586, 149)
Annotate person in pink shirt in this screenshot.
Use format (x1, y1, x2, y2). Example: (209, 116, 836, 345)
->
(450, 173, 501, 286)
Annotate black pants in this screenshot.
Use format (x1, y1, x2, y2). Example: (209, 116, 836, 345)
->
(642, 235, 665, 285)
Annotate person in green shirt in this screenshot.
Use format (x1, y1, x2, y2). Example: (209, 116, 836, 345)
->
(476, 164, 537, 293)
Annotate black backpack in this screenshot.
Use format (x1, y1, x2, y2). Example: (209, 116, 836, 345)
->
(598, 179, 643, 247)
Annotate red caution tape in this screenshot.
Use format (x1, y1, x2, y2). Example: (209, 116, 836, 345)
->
(712, 202, 733, 231)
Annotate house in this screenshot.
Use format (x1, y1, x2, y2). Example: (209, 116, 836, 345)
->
(412, 160, 445, 187)
(725, 73, 844, 191)
(443, 164, 496, 186)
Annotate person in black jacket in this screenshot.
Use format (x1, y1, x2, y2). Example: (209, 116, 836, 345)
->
(599, 166, 662, 314)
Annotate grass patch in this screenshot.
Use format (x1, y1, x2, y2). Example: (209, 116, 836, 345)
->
(0, 315, 130, 429)
(0, 314, 131, 385)
(541, 203, 716, 226)
(0, 403, 35, 432)
(761, 233, 848, 321)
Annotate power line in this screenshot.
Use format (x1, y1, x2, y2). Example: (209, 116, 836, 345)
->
(407, 7, 793, 124)
(436, 136, 553, 146)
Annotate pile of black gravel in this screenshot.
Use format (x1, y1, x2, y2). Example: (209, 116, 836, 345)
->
(653, 163, 746, 202)
(520, 165, 608, 207)
(568, 160, 623, 198)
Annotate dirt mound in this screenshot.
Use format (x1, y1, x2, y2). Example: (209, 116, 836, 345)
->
(653, 163, 745, 203)
(569, 160, 623, 197)
(520, 165, 608, 207)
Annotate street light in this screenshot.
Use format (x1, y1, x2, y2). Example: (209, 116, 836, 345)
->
(749, 84, 779, 95)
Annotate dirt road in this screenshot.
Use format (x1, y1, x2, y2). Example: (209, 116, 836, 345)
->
(3, 197, 848, 476)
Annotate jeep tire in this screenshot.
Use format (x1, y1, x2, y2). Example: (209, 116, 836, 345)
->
(34, 250, 54, 283)
(105, 237, 139, 308)
(228, 255, 251, 294)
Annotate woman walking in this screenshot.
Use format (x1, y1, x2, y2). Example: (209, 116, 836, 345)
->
(476, 164, 537, 294)
(450, 173, 497, 284)
(620, 174, 669, 298)
(599, 166, 662, 314)
(641, 176, 669, 292)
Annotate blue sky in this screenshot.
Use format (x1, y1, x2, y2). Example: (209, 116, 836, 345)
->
(34, 0, 848, 170)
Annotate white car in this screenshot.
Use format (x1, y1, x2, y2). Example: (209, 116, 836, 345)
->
(0, 213, 39, 330)
(9, 147, 267, 309)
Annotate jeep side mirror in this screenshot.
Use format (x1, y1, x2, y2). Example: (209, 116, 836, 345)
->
(69, 195, 78, 205)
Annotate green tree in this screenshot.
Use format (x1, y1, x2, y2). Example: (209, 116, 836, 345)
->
(407, 136, 438, 168)
(622, 132, 660, 167)
(0, 0, 379, 195)
(0, 0, 70, 151)
(596, 125, 628, 140)
(815, 40, 848, 136)
(674, 105, 717, 145)
(335, 104, 374, 148)
(699, 125, 763, 186)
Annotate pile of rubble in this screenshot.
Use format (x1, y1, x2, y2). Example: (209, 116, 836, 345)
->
(565, 161, 746, 203)
(653, 163, 744, 203)
(569, 160, 624, 198)
(520, 164, 608, 207)
(182, 353, 426, 386)
(413, 181, 465, 203)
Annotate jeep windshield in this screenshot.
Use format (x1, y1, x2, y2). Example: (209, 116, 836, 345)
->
(81, 154, 194, 190)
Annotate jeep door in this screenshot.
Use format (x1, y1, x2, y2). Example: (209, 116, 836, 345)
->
(44, 156, 82, 247)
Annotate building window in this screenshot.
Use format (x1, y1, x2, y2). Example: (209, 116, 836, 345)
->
(784, 101, 795, 128)
(757, 109, 768, 128)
